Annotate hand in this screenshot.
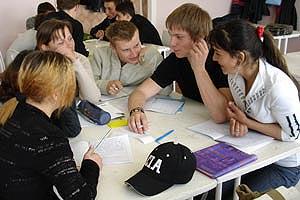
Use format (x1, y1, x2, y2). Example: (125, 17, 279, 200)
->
(83, 146, 103, 169)
(55, 45, 76, 62)
(138, 46, 148, 64)
(106, 80, 123, 95)
(128, 110, 148, 134)
(187, 39, 209, 72)
(226, 101, 248, 124)
(229, 118, 248, 137)
(95, 30, 104, 40)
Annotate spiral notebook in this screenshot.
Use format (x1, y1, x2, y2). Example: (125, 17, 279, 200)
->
(194, 143, 257, 178)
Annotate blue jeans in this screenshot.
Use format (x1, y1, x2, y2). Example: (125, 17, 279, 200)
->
(205, 164, 300, 200)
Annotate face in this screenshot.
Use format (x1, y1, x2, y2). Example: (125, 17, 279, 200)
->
(104, 2, 117, 19)
(212, 47, 239, 75)
(42, 26, 75, 52)
(116, 12, 131, 21)
(112, 30, 141, 64)
(168, 28, 193, 58)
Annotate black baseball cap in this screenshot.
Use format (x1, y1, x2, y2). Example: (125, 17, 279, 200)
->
(125, 142, 196, 196)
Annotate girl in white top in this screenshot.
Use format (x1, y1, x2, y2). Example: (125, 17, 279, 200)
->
(206, 19, 300, 199)
(36, 19, 101, 104)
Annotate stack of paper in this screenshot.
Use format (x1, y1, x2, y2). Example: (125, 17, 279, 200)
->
(144, 96, 185, 115)
(188, 120, 273, 153)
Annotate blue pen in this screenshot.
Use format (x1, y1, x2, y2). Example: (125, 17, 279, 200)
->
(155, 129, 175, 143)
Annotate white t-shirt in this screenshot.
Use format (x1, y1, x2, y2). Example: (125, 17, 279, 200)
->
(228, 58, 300, 167)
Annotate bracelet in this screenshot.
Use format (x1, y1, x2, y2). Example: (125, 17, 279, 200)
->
(130, 107, 144, 116)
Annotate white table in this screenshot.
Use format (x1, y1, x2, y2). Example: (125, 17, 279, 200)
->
(71, 97, 300, 200)
(273, 31, 300, 54)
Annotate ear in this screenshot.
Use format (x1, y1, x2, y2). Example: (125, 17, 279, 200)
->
(125, 13, 132, 21)
(236, 51, 246, 66)
(110, 43, 116, 53)
(40, 44, 49, 51)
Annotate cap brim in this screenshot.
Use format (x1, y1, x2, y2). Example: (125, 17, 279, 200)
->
(125, 170, 173, 196)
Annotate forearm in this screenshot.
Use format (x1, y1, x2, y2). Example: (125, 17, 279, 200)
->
(246, 118, 282, 140)
(128, 89, 147, 112)
(194, 68, 229, 123)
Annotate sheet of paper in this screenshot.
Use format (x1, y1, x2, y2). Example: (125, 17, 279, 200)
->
(112, 127, 155, 144)
(69, 140, 89, 167)
(95, 134, 133, 165)
(97, 103, 124, 119)
(188, 120, 228, 140)
(144, 97, 185, 115)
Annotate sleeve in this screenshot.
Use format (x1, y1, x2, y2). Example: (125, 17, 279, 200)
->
(90, 19, 107, 39)
(34, 138, 100, 200)
(89, 48, 110, 95)
(151, 53, 179, 88)
(74, 58, 101, 103)
(205, 51, 229, 89)
(51, 101, 81, 138)
(270, 82, 300, 141)
(74, 22, 89, 57)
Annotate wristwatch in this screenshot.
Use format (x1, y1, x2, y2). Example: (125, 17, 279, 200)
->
(130, 107, 144, 116)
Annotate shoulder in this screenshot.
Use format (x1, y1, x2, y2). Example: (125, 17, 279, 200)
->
(94, 45, 113, 56)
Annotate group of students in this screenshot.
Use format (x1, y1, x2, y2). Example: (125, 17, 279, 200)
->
(0, 1, 300, 200)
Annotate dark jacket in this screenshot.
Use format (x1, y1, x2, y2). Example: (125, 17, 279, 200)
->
(90, 17, 116, 41)
(0, 102, 99, 200)
(131, 14, 162, 46)
(45, 11, 89, 56)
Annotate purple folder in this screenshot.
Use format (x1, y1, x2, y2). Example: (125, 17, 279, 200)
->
(194, 143, 257, 178)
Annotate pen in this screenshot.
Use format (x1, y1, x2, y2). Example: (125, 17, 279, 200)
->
(155, 129, 175, 143)
(95, 128, 112, 150)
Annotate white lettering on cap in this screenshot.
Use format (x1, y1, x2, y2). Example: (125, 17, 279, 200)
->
(144, 155, 162, 174)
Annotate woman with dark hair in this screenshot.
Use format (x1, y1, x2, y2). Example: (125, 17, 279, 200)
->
(206, 19, 300, 199)
(0, 51, 102, 200)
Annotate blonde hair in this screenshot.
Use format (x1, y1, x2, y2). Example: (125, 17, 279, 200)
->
(105, 21, 138, 46)
(166, 3, 212, 41)
(0, 51, 76, 125)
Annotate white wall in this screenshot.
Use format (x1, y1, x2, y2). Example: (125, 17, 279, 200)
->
(150, 0, 232, 35)
(0, 0, 55, 55)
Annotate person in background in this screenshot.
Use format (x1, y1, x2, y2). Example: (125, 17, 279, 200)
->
(0, 51, 102, 200)
(90, 20, 163, 95)
(115, 0, 162, 45)
(90, 0, 120, 40)
(205, 19, 300, 199)
(26, 2, 56, 30)
(127, 3, 229, 134)
(0, 50, 81, 138)
(45, 0, 88, 56)
(36, 19, 101, 103)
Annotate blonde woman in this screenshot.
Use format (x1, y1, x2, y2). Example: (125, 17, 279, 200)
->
(0, 51, 102, 199)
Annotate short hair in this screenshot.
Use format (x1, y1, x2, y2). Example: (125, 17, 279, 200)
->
(57, 0, 80, 10)
(106, 21, 138, 45)
(104, 0, 120, 5)
(116, 1, 135, 17)
(36, 19, 73, 49)
(0, 51, 76, 125)
(37, 2, 56, 14)
(166, 3, 212, 41)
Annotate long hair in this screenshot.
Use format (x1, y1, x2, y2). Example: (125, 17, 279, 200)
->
(36, 19, 73, 49)
(208, 19, 300, 94)
(0, 51, 76, 126)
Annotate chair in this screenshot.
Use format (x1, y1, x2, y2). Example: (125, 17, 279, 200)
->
(0, 51, 5, 73)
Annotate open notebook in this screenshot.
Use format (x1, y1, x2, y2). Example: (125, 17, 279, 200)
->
(188, 120, 273, 153)
(70, 134, 133, 166)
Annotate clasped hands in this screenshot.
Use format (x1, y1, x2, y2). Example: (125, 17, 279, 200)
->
(227, 101, 249, 137)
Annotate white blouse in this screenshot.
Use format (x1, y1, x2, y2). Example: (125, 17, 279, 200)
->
(228, 58, 300, 167)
